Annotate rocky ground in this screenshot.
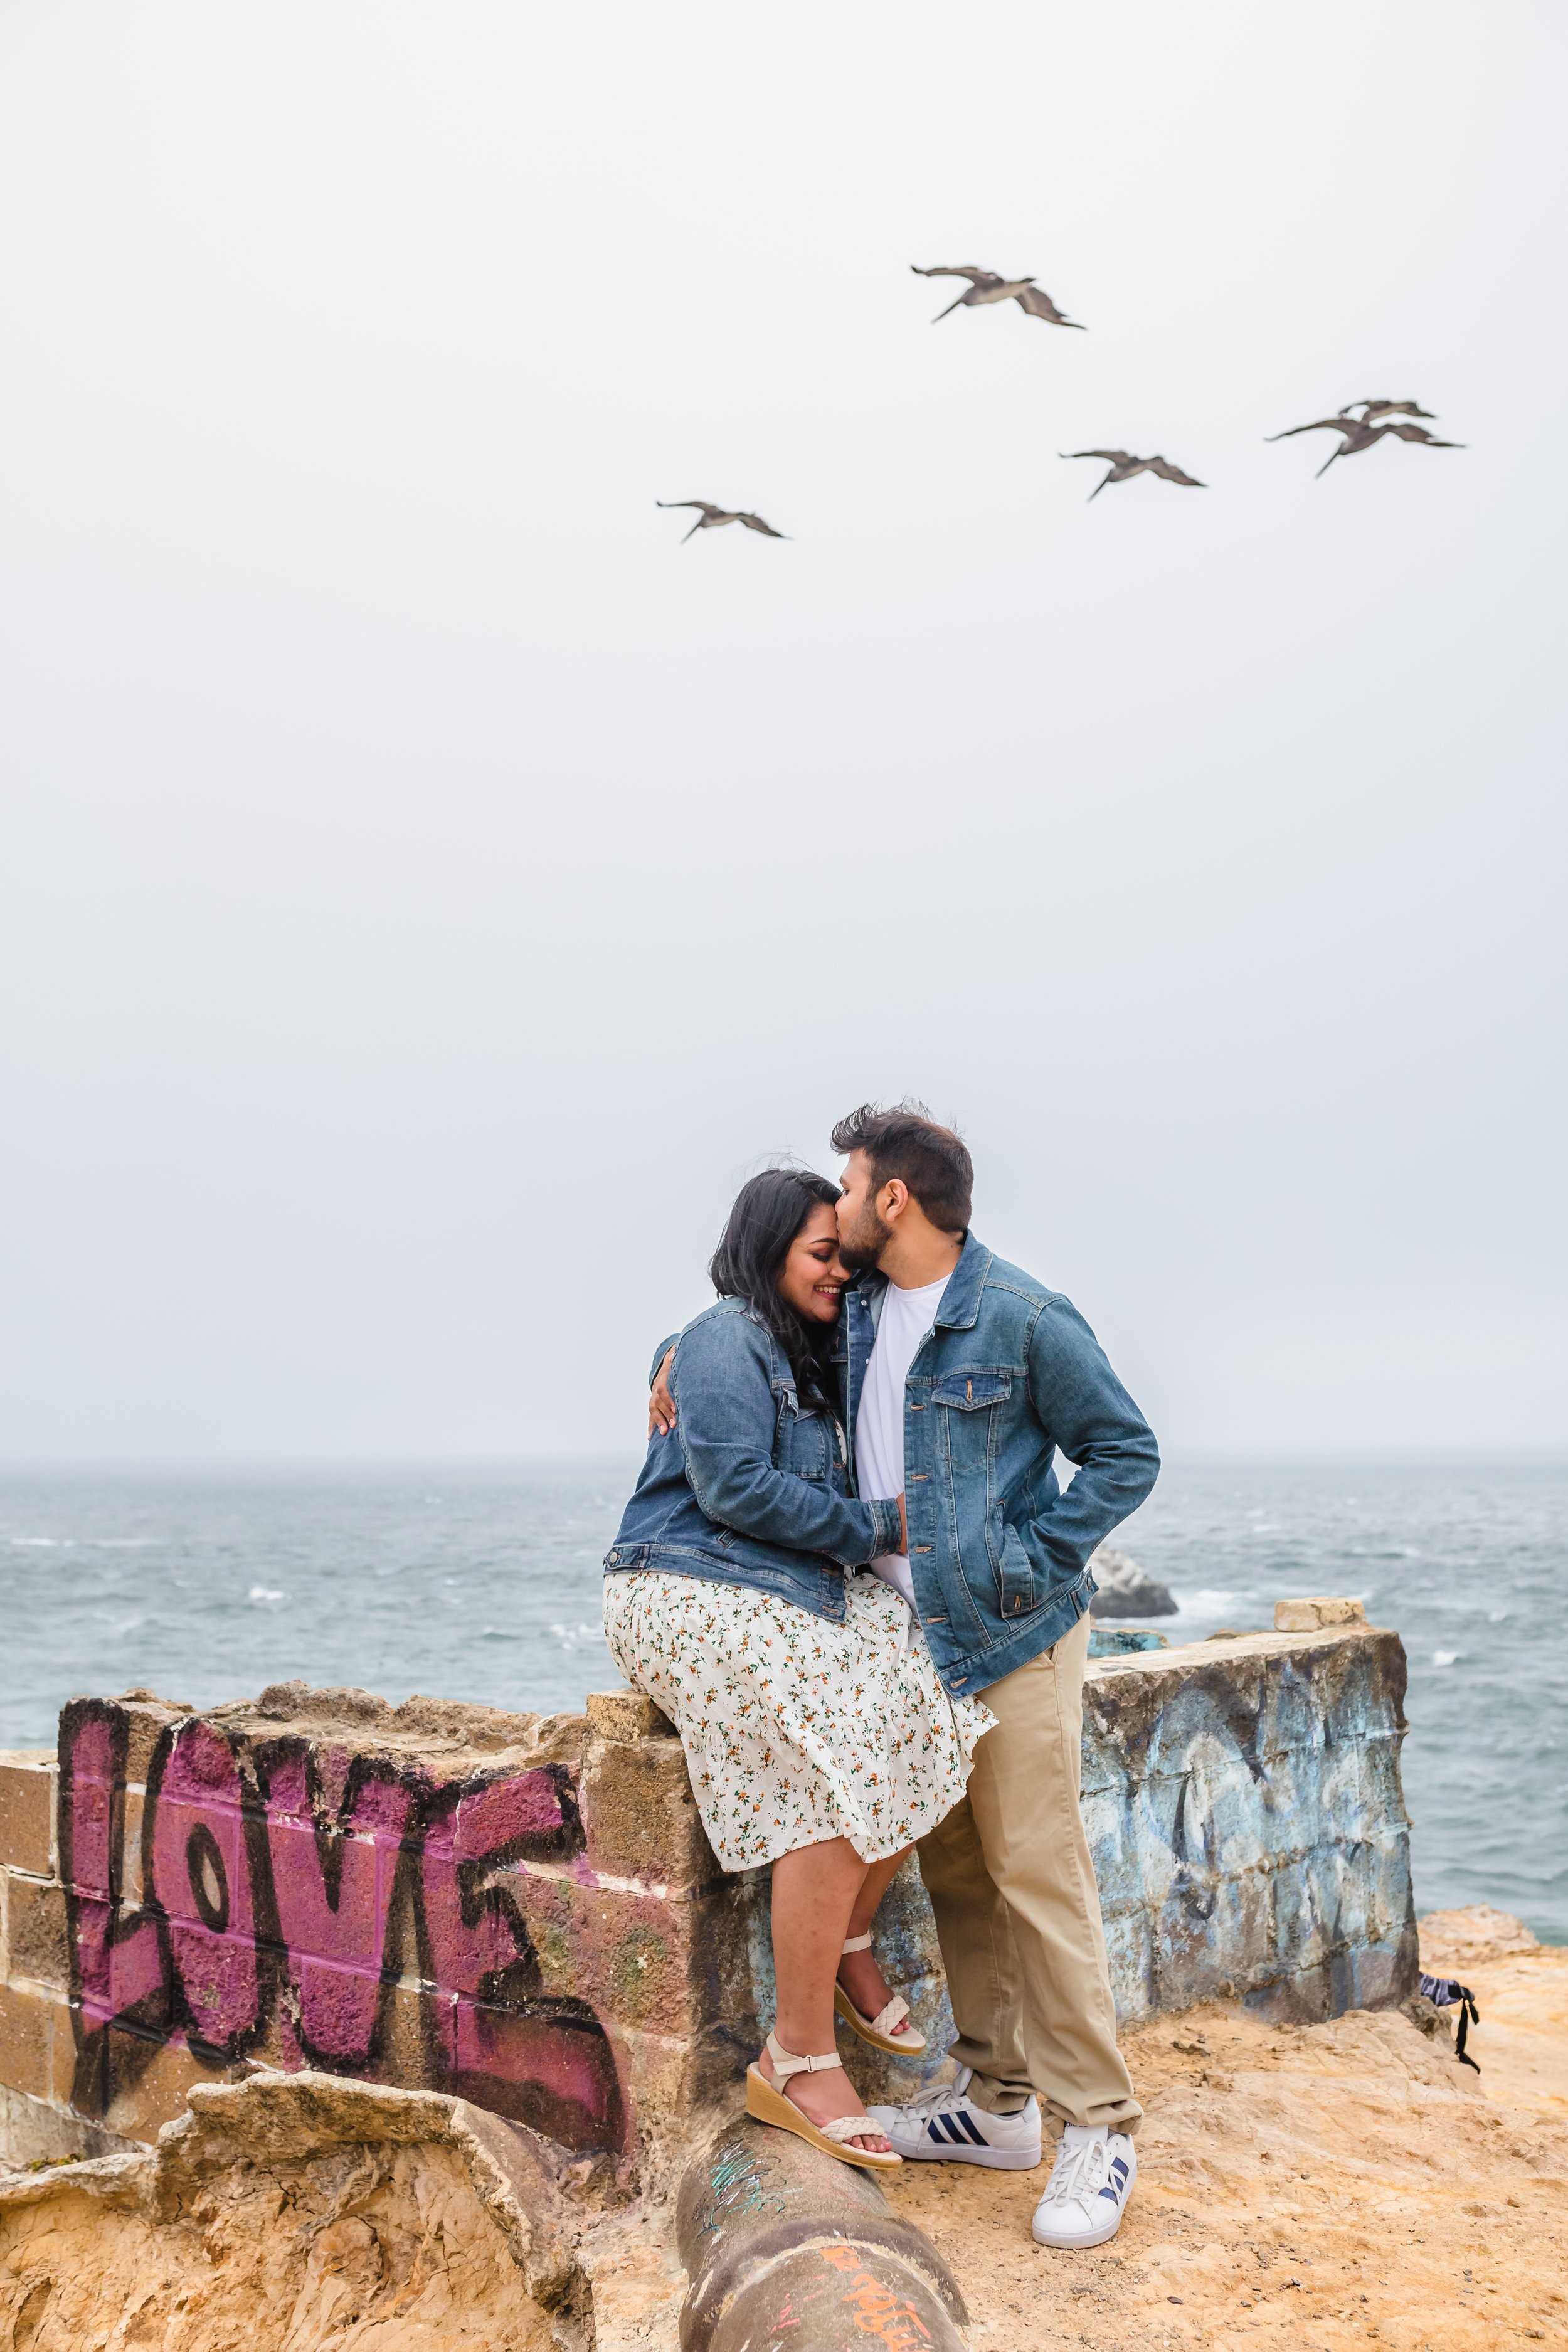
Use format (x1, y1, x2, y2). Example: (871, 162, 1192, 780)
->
(888, 1907, 1568, 2352)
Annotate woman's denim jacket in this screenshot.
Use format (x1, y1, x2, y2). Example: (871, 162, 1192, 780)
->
(603, 1298, 902, 1621)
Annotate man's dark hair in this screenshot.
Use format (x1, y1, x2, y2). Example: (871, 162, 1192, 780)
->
(829, 1101, 973, 1234)
(709, 1167, 841, 1396)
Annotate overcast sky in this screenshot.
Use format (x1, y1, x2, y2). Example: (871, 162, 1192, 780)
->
(2, 0, 1563, 1465)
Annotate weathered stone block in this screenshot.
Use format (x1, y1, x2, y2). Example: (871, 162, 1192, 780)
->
(580, 1732, 720, 1889)
(587, 1688, 675, 1742)
(0, 1754, 55, 1875)
(3, 1875, 69, 1990)
(0, 1984, 51, 2102)
(497, 1867, 744, 2049)
(112, 1787, 146, 1906)
(1080, 1624, 1415, 2022)
(1275, 1596, 1366, 1632)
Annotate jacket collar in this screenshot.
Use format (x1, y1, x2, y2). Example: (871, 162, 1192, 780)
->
(850, 1231, 990, 1332)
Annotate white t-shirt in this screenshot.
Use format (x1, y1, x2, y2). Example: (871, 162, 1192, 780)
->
(854, 1273, 951, 1611)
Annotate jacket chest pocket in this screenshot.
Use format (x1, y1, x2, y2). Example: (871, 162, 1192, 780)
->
(931, 1372, 1012, 1438)
(776, 1396, 832, 1482)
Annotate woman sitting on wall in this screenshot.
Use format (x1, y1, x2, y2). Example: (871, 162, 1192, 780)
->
(602, 1168, 993, 2169)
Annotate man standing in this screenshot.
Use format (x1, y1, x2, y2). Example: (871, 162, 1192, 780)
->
(829, 1102, 1158, 2250)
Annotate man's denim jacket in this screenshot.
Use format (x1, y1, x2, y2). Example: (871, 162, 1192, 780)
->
(604, 1298, 902, 1620)
(834, 1233, 1159, 1697)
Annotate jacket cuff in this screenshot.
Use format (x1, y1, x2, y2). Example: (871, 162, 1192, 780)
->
(867, 1496, 903, 1560)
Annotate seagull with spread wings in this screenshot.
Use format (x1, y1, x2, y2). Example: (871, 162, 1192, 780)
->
(1265, 401, 1462, 477)
(1341, 399, 1437, 423)
(1061, 450, 1205, 500)
(911, 265, 1084, 329)
(657, 501, 788, 543)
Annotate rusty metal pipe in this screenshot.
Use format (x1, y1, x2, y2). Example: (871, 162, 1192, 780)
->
(677, 2118, 968, 2352)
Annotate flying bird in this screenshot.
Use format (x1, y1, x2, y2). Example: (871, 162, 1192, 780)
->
(911, 265, 1084, 330)
(1341, 399, 1437, 423)
(657, 501, 788, 543)
(1265, 402, 1462, 477)
(1061, 450, 1206, 499)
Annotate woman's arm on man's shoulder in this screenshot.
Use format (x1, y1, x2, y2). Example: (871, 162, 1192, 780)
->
(648, 1338, 678, 1437)
(670, 1313, 903, 1570)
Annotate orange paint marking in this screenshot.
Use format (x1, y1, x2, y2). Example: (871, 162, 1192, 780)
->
(818, 2245, 935, 2348)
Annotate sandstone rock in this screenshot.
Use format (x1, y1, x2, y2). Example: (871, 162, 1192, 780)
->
(1400, 1991, 1455, 2040)
(0, 2069, 593, 2351)
(255, 1680, 391, 1723)
(587, 1687, 677, 1742)
(1088, 1546, 1177, 1618)
(392, 1693, 548, 1749)
(1419, 1904, 1540, 1969)
(1274, 1595, 1367, 1632)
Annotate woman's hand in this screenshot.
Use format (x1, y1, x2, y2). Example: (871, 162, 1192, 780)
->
(648, 1348, 677, 1438)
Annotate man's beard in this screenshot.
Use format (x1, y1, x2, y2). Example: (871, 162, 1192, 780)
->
(835, 1203, 892, 1276)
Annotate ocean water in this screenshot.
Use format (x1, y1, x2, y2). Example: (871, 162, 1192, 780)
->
(1, 1460, 1562, 1942)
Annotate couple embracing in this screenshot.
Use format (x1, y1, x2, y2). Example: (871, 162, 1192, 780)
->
(601, 1104, 1159, 2251)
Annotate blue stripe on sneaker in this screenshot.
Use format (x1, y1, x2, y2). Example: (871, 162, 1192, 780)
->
(1111, 2158, 1129, 2181)
(939, 2114, 969, 2145)
(1099, 2183, 1121, 2201)
(955, 2110, 988, 2146)
(926, 2119, 948, 2143)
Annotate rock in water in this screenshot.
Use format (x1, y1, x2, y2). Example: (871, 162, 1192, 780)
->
(1088, 1546, 1177, 1619)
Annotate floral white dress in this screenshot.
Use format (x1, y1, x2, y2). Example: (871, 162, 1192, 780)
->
(602, 1568, 995, 1871)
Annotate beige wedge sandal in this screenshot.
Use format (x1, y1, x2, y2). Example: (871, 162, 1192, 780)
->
(744, 2031, 902, 2170)
(832, 1931, 928, 2057)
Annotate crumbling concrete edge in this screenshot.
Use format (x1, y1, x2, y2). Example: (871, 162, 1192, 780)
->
(0, 2067, 594, 2335)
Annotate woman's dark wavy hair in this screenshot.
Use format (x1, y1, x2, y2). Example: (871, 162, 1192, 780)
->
(709, 1167, 841, 1399)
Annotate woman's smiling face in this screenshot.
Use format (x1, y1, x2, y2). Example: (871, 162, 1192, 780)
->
(776, 1201, 850, 1325)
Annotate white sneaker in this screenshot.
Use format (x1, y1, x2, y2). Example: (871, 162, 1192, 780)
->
(1030, 2126, 1136, 2248)
(865, 2067, 1042, 2170)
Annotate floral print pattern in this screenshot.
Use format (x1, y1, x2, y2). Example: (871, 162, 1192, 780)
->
(602, 1569, 995, 1872)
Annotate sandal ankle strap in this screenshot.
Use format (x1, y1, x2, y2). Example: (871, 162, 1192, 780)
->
(840, 1932, 874, 1955)
(765, 2029, 842, 2081)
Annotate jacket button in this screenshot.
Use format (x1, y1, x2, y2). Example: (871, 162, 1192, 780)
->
(608, 1551, 619, 1564)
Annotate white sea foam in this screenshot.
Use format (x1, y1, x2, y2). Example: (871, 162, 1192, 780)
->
(550, 1622, 604, 1651)
(247, 1586, 285, 1602)
(1433, 1651, 1460, 1666)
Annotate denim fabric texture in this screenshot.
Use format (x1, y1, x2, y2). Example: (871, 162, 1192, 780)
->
(831, 1233, 1160, 1697)
(604, 1298, 903, 1621)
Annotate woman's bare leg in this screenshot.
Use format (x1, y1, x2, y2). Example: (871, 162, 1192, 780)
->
(837, 1846, 919, 2037)
(757, 1836, 891, 2154)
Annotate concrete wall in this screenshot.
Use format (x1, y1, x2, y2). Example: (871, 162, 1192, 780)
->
(1086, 1624, 1417, 2021)
(0, 1621, 1417, 2171)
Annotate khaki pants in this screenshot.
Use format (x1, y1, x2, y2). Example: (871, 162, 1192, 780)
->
(916, 1611, 1142, 2135)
